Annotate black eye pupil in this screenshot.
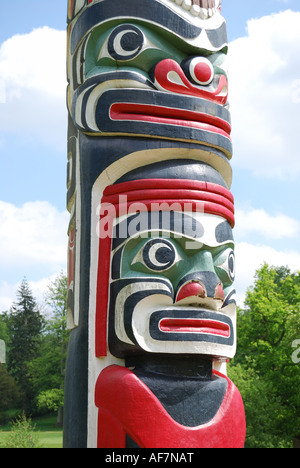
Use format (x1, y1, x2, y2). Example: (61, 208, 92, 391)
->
(228, 252, 235, 281)
(108, 24, 144, 61)
(155, 247, 175, 265)
(121, 32, 141, 52)
(228, 256, 234, 272)
(143, 239, 177, 272)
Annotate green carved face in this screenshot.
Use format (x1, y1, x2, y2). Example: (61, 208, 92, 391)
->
(108, 211, 236, 359)
(121, 232, 235, 304)
(68, 4, 231, 155)
(84, 22, 228, 81)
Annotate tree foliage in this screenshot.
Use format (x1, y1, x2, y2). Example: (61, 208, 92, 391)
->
(28, 272, 68, 425)
(0, 364, 22, 424)
(0, 274, 69, 425)
(7, 279, 44, 414)
(229, 263, 300, 448)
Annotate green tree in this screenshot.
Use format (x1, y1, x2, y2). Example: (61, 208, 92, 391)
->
(7, 279, 44, 415)
(28, 273, 69, 426)
(229, 263, 300, 448)
(0, 364, 22, 424)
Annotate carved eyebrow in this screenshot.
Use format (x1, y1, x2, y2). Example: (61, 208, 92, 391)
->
(215, 221, 234, 243)
(70, 0, 228, 54)
(71, 1, 202, 54)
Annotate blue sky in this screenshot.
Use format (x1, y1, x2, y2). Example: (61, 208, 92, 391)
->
(0, 0, 300, 310)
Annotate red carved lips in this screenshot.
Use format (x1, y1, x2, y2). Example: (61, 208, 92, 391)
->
(110, 102, 231, 138)
(159, 318, 230, 338)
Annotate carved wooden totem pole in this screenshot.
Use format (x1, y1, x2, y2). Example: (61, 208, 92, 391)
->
(64, 0, 246, 448)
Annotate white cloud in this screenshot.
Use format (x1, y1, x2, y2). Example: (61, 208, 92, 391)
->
(234, 205, 300, 305)
(0, 200, 69, 270)
(228, 10, 300, 178)
(235, 207, 300, 240)
(0, 200, 69, 312)
(0, 27, 67, 150)
(0, 27, 66, 99)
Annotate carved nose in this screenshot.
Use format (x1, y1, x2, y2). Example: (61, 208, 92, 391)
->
(175, 280, 225, 306)
(176, 281, 207, 302)
(214, 283, 225, 301)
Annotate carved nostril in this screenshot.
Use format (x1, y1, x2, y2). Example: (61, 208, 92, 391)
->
(176, 281, 207, 302)
(214, 283, 225, 301)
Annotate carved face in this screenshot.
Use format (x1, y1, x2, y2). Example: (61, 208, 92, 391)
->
(107, 208, 236, 359)
(67, 0, 231, 157)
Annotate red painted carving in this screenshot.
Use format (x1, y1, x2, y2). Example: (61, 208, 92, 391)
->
(95, 365, 246, 448)
(154, 59, 228, 105)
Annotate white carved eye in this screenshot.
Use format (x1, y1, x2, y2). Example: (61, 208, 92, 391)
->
(107, 24, 145, 61)
(132, 239, 182, 272)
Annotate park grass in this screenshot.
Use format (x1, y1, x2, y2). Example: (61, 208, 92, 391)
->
(0, 413, 63, 448)
(38, 431, 63, 448)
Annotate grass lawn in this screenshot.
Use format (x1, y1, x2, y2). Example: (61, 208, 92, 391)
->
(0, 413, 63, 448)
(38, 431, 63, 449)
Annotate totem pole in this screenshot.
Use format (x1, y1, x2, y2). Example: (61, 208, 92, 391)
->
(64, 0, 246, 448)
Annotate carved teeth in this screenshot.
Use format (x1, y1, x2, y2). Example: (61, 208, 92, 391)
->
(169, 0, 219, 19)
(191, 5, 200, 16)
(182, 0, 192, 10)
